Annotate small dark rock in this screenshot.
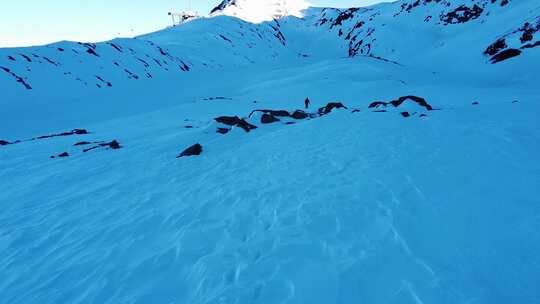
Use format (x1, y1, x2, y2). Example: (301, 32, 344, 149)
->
(185, 125, 194, 128)
(351, 109, 360, 113)
(0, 140, 10, 146)
(58, 152, 69, 158)
(74, 141, 91, 146)
(472, 102, 479, 105)
(291, 110, 309, 119)
(368, 101, 389, 108)
(178, 143, 202, 158)
(217, 128, 231, 134)
(235, 119, 258, 132)
(101, 140, 121, 150)
(73, 129, 88, 135)
(400, 112, 410, 117)
(249, 109, 290, 118)
(215, 116, 241, 126)
(261, 113, 280, 124)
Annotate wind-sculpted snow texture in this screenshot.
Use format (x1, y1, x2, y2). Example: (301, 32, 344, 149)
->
(1, 0, 540, 303)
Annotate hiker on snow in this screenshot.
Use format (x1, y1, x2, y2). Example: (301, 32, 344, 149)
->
(304, 97, 311, 109)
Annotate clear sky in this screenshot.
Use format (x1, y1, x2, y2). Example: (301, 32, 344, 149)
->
(0, 0, 389, 48)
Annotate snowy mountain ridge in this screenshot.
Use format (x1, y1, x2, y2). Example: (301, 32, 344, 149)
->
(210, 0, 310, 22)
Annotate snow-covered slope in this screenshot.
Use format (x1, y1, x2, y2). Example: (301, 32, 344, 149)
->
(1, 0, 540, 303)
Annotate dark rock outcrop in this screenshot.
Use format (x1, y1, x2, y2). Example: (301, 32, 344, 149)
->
(318, 102, 347, 115)
(37, 129, 88, 140)
(261, 114, 280, 124)
(390, 96, 433, 111)
(217, 128, 231, 134)
(369, 96, 433, 111)
(83, 140, 121, 152)
(103, 140, 121, 150)
(440, 4, 484, 24)
(74, 141, 91, 146)
(177, 143, 202, 158)
(249, 109, 291, 118)
(51, 152, 69, 159)
(368, 101, 389, 109)
(215, 116, 257, 132)
(485, 38, 507, 56)
(490, 48, 522, 63)
(0, 140, 10, 146)
(291, 110, 309, 119)
(0, 66, 32, 90)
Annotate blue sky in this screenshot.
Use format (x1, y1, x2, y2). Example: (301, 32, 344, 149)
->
(0, 0, 388, 47)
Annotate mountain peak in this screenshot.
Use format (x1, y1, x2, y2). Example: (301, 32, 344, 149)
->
(210, 0, 310, 23)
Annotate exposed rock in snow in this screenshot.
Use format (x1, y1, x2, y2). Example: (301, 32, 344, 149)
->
(261, 113, 281, 123)
(177, 143, 203, 158)
(318, 102, 347, 115)
(215, 116, 258, 132)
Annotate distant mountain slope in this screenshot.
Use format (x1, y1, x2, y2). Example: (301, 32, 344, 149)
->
(1, 0, 538, 93)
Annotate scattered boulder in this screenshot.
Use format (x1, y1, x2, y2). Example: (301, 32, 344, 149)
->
(103, 140, 121, 150)
(83, 140, 121, 152)
(472, 102, 479, 105)
(490, 49, 522, 63)
(0, 140, 10, 146)
(368, 101, 389, 109)
(400, 112, 410, 118)
(74, 141, 91, 146)
(291, 110, 309, 119)
(51, 152, 69, 159)
(485, 38, 507, 56)
(351, 109, 361, 113)
(178, 143, 202, 158)
(236, 120, 258, 132)
(37, 129, 88, 139)
(215, 116, 257, 132)
(249, 109, 291, 118)
(261, 113, 280, 124)
(73, 129, 88, 135)
(390, 96, 433, 111)
(318, 102, 347, 115)
(217, 128, 231, 134)
(369, 96, 433, 111)
(215, 116, 242, 126)
(419, 114, 428, 118)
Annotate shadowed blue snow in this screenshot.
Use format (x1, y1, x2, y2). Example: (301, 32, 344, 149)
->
(0, 0, 540, 303)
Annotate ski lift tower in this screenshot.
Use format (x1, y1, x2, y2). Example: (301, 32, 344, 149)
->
(168, 0, 199, 26)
